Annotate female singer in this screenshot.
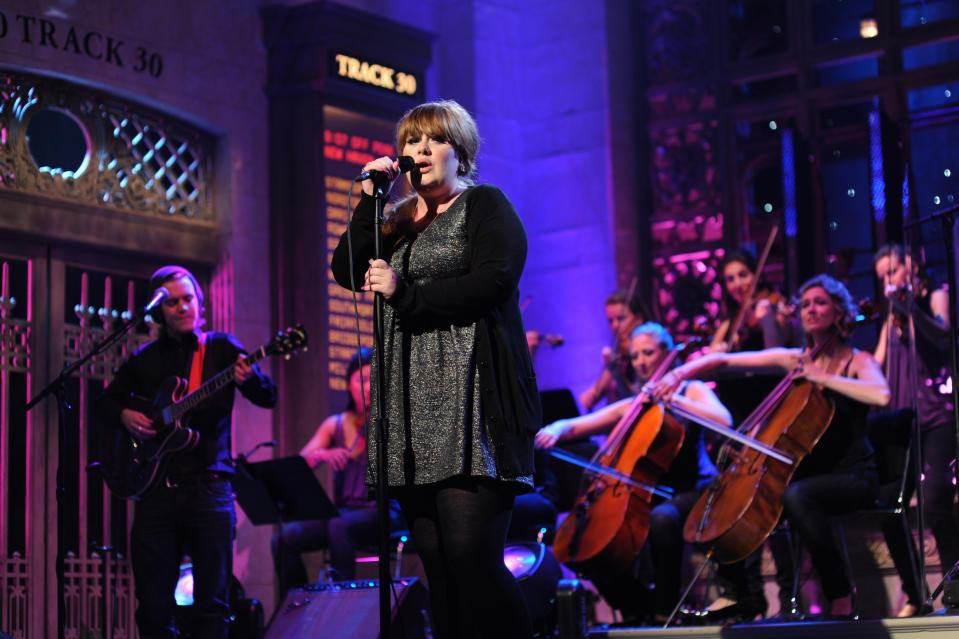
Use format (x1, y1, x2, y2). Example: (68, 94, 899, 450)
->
(658, 274, 891, 616)
(873, 245, 957, 617)
(330, 100, 538, 639)
(536, 322, 730, 623)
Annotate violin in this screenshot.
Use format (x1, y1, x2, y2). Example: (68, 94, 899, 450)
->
(743, 290, 786, 327)
(526, 330, 564, 358)
(855, 297, 882, 326)
(580, 317, 642, 410)
(883, 279, 929, 334)
(520, 296, 564, 358)
(552, 339, 696, 573)
(715, 289, 789, 350)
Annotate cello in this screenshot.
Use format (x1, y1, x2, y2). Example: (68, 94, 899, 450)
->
(681, 334, 840, 564)
(552, 340, 695, 574)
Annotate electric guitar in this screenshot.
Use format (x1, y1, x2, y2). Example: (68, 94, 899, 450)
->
(96, 325, 307, 500)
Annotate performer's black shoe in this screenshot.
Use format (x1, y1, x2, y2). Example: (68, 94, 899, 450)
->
(677, 601, 764, 626)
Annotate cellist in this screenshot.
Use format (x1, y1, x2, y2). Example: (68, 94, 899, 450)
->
(536, 322, 730, 623)
(701, 247, 795, 620)
(658, 274, 891, 617)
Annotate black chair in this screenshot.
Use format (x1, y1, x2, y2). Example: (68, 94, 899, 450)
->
(770, 409, 917, 619)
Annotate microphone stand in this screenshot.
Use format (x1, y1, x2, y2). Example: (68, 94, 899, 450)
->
(370, 174, 393, 639)
(896, 227, 930, 607)
(903, 202, 959, 608)
(25, 308, 149, 639)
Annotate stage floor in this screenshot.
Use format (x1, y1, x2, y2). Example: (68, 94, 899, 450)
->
(588, 613, 959, 639)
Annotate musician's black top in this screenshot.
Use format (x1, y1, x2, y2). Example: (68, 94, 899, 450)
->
(795, 354, 874, 479)
(659, 382, 719, 493)
(95, 330, 277, 479)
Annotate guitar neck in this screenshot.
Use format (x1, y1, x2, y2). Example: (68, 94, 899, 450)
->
(169, 346, 267, 421)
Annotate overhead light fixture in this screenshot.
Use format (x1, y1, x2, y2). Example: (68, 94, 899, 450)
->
(860, 15, 878, 38)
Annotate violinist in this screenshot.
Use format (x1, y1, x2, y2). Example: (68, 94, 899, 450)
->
(579, 290, 646, 411)
(873, 245, 957, 617)
(711, 249, 793, 355)
(537, 322, 730, 623)
(659, 274, 891, 617)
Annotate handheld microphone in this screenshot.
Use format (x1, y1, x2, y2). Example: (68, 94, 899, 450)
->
(143, 288, 170, 314)
(354, 156, 416, 182)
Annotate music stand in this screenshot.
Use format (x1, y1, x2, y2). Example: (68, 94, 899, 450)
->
(539, 389, 580, 424)
(233, 455, 339, 595)
(232, 455, 338, 526)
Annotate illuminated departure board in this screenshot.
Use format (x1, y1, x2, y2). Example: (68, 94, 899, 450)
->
(323, 105, 407, 392)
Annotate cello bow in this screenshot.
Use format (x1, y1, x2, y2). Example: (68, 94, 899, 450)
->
(665, 394, 793, 465)
(547, 447, 674, 499)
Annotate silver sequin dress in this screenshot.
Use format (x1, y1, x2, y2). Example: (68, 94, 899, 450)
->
(371, 188, 531, 488)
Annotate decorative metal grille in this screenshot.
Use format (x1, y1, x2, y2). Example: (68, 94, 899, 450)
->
(61, 267, 153, 639)
(65, 557, 135, 639)
(0, 258, 30, 639)
(0, 69, 214, 220)
(0, 556, 28, 639)
(652, 249, 724, 335)
(0, 263, 29, 374)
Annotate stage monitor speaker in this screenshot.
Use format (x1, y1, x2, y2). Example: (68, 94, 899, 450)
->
(266, 578, 429, 639)
(504, 542, 562, 622)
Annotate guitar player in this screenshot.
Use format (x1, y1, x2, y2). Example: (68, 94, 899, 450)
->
(95, 265, 277, 639)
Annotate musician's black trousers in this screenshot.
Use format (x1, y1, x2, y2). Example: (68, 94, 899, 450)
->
(131, 473, 236, 639)
(880, 423, 959, 606)
(780, 466, 878, 602)
(270, 504, 394, 591)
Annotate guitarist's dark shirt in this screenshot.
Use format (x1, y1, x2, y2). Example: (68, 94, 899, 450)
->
(96, 330, 277, 480)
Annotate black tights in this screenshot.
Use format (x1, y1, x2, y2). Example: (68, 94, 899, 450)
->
(397, 477, 533, 639)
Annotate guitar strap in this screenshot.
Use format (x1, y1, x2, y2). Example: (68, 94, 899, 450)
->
(187, 332, 207, 392)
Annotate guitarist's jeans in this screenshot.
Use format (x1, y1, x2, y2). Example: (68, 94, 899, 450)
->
(131, 472, 236, 639)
